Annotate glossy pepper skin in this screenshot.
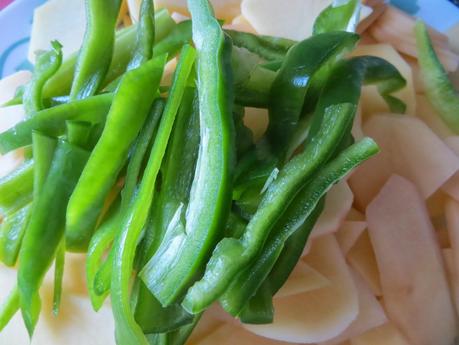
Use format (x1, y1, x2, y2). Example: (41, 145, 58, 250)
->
(65, 55, 167, 252)
(18, 140, 89, 335)
(69, 0, 122, 100)
(111, 45, 196, 345)
(140, 0, 235, 307)
(23, 41, 63, 114)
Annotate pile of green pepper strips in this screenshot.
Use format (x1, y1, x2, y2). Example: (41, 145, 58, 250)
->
(0, 0, 409, 344)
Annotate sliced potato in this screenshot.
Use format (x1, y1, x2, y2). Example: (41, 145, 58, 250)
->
(351, 44, 416, 116)
(366, 175, 457, 345)
(350, 323, 410, 345)
(318, 270, 387, 345)
(347, 231, 382, 296)
(155, 0, 242, 21)
(442, 248, 459, 317)
(336, 220, 367, 254)
(444, 198, 459, 316)
(0, 71, 31, 105)
(29, 0, 86, 62)
(310, 181, 354, 239)
(349, 114, 459, 208)
(442, 136, 459, 201)
(244, 235, 359, 343)
(416, 94, 454, 139)
(276, 260, 329, 298)
(243, 107, 268, 142)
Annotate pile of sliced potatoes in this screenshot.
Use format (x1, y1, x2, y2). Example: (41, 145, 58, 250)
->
(1, 0, 459, 344)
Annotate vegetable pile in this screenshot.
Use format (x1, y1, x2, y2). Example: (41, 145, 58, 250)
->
(0, 0, 458, 344)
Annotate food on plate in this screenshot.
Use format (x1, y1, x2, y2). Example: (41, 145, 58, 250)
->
(0, 0, 459, 344)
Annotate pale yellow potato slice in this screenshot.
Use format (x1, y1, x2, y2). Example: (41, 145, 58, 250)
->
(442, 248, 459, 317)
(243, 107, 268, 142)
(336, 220, 367, 254)
(444, 198, 459, 316)
(442, 136, 459, 202)
(349, 114, 459, 209)
(244, 235, 359, 343)
(0, 105, 26, 178)
(310, 181, 354, 239)
(28, 0, 86, 62)
(318, 270, 387, 345)
(154, 0, 242, 21)
(350, 323, 410, 345)
(276, 260, 329, 298)
(0, 262, 115, 345)
(0, 71, 31, 105)
(347, 231, 382, 296)
(351, 44, 416, 116)
(366, 175, 457, 345)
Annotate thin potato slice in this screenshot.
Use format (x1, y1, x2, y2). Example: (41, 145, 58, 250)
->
(243, 107, 268, 142)
(244, 235, 359, 344)
(318, 270, 387, 345)
(310, 181, 354, 239)
(276, 260, 329, 298)
(155, 0, 242, 21)
(351, 44, 416, 116)
(347, 231, 382, 296)
(444, 198, 459, 315)
(416, 94, 454, 139)
(0, 71, 31, 105)
(28, 0, 86, 62)
(350, 323, 410, 345)
(366, 175, 457, 345)
(442, 136, 459, 201)
(349, 114, 459, 208)
(442, 248, 459, 317)
(336, 220, 367, 254)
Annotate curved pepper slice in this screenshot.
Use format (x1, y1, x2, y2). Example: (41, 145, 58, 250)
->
(415, 20, 459, 133)
(139, 0, 235, 307)
(65, 55, 167, 252)
(69, 0, 122, 100)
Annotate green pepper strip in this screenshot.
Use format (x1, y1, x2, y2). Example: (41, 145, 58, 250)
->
(182, 102, 355, 314)
(267, 31, 359, 156)
(0, 161, 33, 216)
(69, 0, 122, 100)
(18, 140, 89, 335)
(42, 9, 175, 99)
(226, 29, 295, 61)
(415, 21, 459, 133)
(65, 55, 167, 252)
(128, 0, 155, 70)
(154, 20, 192, 57)
(110, 45, 196, 345)
(135, 88, 199, 334)
(0, 205, 31, 266)
(0, 288, 19, 332)
(23, 41, 63, 114)
(52, 241, 65, 315)
(140, 0, 235, 307)
(0, 94, 113, 154)
(313, 0, 360, 35)
(87, 100, 164, 310)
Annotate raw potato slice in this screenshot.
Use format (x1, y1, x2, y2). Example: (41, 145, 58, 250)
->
(349, 114, 459, 209)
(0, 264, 115, 345)
(416, 94, 454, 139)
(241, 0, 331, 40)
(351, 44, 416, 116)
(336, 220, 367, 254)
(347, 231, 382, 296)
(369, 6, 459, 72)
(366, 175, 457, 345)
(426, 189, 448, 218)
(223, 15, 257, 34)
(243, 107, 268, 142)
(350, 323, 410, 345)
(0, 71, 32, 105)
(318, 270, 387, 345)
(244, 235, 359, 344)
(28, 0, 86, 62)
(197, 323, 292, 345)
(442, 248, 459, 316)
(155, 0, 242, 21)
(310, 181, 354, 239)
(276, 260, 329, 298)
(0, 105, 27, 178)
(444, 198, 459, 315)
(442, 136, 459, 201)
(346, 208, 365, 221)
